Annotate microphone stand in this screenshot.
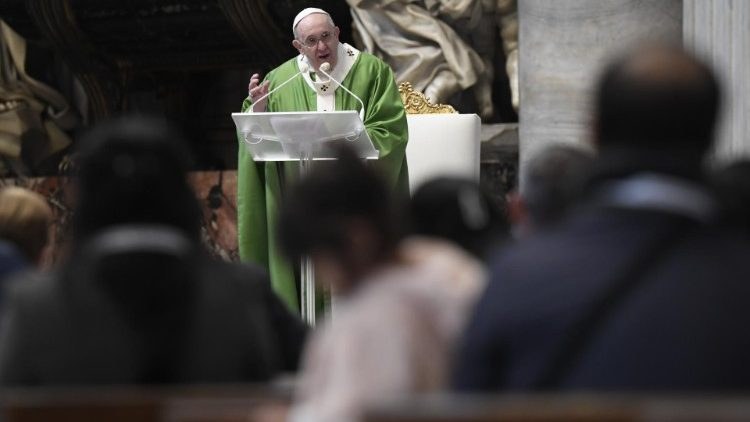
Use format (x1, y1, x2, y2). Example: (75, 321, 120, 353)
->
(250, 62, 310, 113)
(317, 62, 366, 121)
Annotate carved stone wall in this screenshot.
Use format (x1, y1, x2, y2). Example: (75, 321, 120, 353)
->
(1, 170, 239, 266)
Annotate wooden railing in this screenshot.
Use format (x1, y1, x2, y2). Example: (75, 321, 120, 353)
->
(364, 394, 750, 422)
(8, 389, 750, 422)
(1, 385, 291, 422)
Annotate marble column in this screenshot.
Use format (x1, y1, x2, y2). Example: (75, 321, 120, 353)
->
(684, 0, 750, 162)
(517, 0, 682, 189)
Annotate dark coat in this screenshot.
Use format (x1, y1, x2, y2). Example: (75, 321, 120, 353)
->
(0, 254, 306, 386)
(454, 173, 750, 392)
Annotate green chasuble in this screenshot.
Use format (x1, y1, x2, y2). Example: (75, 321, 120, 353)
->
(237, 45, 409, 312)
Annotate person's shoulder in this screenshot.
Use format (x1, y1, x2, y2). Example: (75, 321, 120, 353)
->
(313, 289, 407, 354)
(267, 57, 302, 80)
(398, 237, 487, 294)
(345, 264, 442, 326)
(0, 241, 27, 279)
(198, 259, 270, 296)
(2, 269, 59, 310)
(355, 51, 390, 70)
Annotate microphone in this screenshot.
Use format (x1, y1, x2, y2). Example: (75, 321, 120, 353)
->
(317, 62, 366, 121)
(250, 61, 310, 112)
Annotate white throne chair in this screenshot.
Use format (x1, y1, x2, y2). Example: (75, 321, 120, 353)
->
(399, 82, 481, 193)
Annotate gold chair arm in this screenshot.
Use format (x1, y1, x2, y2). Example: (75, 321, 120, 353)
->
(398, 82, 457, 114)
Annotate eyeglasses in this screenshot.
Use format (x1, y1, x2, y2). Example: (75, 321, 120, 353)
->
(300, 31, 333, 49)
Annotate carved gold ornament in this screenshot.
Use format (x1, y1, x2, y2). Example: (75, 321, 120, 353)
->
(399, 82, 457, 114)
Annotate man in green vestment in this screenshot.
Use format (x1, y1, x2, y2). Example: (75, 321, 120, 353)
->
(237, 8, 409, 313)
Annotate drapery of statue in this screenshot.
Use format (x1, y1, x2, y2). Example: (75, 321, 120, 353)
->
(0, 19, 79, 176)
(347, 0, 518, 120)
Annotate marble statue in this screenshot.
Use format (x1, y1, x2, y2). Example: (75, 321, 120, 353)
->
(0, 19, 78, 175)
(347, 0, 518, 118)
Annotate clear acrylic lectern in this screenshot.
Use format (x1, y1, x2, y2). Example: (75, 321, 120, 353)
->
(232, 110, 378, 325)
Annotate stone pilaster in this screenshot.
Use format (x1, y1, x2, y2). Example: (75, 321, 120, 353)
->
(684, 0, 750, 162)
(518, 0, 682, 189)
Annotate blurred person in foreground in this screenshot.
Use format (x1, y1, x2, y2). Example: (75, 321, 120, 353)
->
(710, 160, 750, 235)
(0, 241, 25, 289)
(280, 147, 485, 422)
(0, 186, 53, 283)
(454, 43, 750, 391)
(506, 144, 594, 238)
(410, 177, 508, 261)
(0, 116, 306, 386)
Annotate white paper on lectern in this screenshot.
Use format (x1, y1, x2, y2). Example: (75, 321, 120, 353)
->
(231, 111, 379, 161)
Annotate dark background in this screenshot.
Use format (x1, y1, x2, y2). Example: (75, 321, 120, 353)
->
(1, 0, 515, 175)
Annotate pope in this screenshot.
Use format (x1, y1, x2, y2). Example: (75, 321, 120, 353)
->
(237, 7, 409, 312)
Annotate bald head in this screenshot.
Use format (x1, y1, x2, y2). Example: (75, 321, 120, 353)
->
(594, 43, 720, 155)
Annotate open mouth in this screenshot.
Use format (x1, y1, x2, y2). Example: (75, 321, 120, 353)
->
(318, 53, 330, 60)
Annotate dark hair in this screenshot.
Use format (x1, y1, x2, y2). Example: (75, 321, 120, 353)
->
(410, 177, 507, 259)
(72, 116, 201, 246)
(278, 145, 403, 264)
(522, 145, 594, 228)
(67, 116, 202, 383)
(595, 43, 720, 155)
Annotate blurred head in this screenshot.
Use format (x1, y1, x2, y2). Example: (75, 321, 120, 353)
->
(509, 145, 594, 236)
(0, 186, 53, 265)
(72, 116, 201, 249)
(410, 177, 507, 259)
(593, 43, 720, 160)
(292, 8, 340, 72)
(279, 146, 403, 294)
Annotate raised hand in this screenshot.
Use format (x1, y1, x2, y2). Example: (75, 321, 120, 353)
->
(248, 73, 271, 112)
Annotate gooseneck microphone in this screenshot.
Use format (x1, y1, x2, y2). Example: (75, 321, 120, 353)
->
(317, 62, 366, 121)
(250, 61, 310, 112)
